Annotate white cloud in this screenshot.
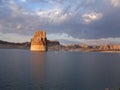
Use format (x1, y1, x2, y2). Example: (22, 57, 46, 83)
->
(110, 0, 120, 7)
(82, 12, 103, 24)
(8, 0, 32, 17)
(36, 8, 72, 24)
(16, 24, 22, 29)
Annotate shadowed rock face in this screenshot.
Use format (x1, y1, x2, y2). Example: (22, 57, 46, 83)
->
(30, 30, 47, 51)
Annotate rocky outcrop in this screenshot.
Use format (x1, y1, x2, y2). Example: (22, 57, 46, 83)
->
(98, 44, 120, 51)
(47, 40, 60, 47)
(66, 44, 88, 49)
(79, 44, 88, 48)
(0, 40, 30, 49)
(64, 44, 120, 52)
(30, 30, 47, 51)
(98, 44, 109, 50)
(109, 44, 120, 50)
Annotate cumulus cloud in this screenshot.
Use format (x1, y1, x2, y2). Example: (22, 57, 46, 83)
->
(36, 8, 72, 24)
(110, 0, 120, 7)
(16, 24, 22, 29)
(82, 12, 103, 24)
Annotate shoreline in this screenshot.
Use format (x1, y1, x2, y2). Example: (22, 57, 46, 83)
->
(0, 48, 120, 53)
(99, 51, 120, 53)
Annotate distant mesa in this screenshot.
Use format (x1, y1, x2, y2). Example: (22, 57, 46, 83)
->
(30, 30, 47, 51)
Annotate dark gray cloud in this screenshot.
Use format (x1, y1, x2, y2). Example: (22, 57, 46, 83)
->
(88, 7, 120, 38)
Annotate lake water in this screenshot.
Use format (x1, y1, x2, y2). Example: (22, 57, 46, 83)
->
(0, 49, 120, 90)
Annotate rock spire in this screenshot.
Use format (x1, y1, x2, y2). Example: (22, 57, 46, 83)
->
(30, 30, 47, 51)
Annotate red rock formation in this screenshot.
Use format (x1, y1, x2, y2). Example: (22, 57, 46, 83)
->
(109, 44, 120, 50)
(79, 44, 88, 48)
(99, 44, 109, 50)
(30, 30, 47, 51)
(97, 44, 120, 51)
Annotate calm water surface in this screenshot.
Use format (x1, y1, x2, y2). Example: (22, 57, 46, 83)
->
(0, 49, 120, 90)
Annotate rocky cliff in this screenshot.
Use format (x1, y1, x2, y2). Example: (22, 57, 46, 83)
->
(97, 44, 120, 51)
(0, 40, 30, 49)
(47, 40, 65, 51)
(64, 44, 120, 52)
(30, 30, 47, 51)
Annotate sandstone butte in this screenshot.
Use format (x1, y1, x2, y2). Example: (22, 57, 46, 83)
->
(30, 30, 47, 51)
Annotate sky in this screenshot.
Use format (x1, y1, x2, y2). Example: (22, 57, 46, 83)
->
(0, 0, 120, 44)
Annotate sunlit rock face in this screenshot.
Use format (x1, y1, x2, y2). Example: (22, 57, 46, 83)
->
(30, 30, 47, 51)
(98, 44, 120, 51)
(109, 44, 120, 50)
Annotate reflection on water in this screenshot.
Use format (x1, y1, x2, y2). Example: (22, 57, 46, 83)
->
(31, 51, 46, 88)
